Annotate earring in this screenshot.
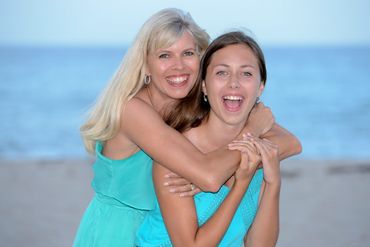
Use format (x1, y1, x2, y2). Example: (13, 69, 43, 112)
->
(144, 75, 151, 85)
(256, 97, 260, 104)
(203, 94, 208, 102)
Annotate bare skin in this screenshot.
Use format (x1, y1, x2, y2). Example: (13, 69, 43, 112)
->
(151, 42, 284, 246)
(231, 137, 281, 247)
(102, 32, 301, 192)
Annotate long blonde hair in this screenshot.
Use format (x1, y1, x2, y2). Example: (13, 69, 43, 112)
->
(81, 8, 210, 154)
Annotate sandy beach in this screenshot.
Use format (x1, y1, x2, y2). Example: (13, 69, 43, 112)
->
(0, 158, 369, 247)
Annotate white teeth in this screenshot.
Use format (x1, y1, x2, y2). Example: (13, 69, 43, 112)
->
(167, 76, 188, 84)
(223, 95, 243, 101)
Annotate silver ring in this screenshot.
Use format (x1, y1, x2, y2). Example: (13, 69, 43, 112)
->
(190, 184, 195, 191)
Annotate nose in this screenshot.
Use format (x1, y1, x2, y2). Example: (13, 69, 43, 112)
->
(172, 56, 185, 70)
(229, 75, 240, 89)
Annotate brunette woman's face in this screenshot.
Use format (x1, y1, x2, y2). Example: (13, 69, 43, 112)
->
(146, 31, 200, 101)
(203, 44, 264, 127)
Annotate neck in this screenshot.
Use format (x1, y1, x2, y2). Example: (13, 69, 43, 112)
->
(145, 86, 177, 116)
(193, 113, 244, 153)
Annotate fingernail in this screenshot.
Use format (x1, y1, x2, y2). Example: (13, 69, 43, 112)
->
(163, 182, 169, 186)
(169, 189, 175, 192)
(179, 193, 185, 197)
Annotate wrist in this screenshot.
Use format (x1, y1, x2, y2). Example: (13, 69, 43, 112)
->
(243, 123, 264, 137)
(264, 180, 281, 192)
(233, 174, 253, 189)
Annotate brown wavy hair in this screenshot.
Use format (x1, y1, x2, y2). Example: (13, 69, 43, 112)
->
(165, 31, 267, 133)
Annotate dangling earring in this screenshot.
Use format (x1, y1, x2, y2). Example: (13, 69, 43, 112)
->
(144, 74, 151, 85)
(203, 94, 208, 102)
(255, 97, 260, 104)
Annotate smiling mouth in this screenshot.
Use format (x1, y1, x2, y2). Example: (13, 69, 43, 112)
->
(222, 95, 244, 112)
(166, 75, 189, 87)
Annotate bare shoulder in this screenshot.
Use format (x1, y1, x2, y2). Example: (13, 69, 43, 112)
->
(124, 96, 154, 114)
(122, 97, 163, 126)
(120, 96, 175, 145)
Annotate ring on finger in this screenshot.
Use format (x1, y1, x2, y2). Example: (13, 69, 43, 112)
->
(190, 184, 195, 191)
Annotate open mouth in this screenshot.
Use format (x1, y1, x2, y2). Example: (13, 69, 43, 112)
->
(222, 95, 244, 112)
(166, 75, 189, 87)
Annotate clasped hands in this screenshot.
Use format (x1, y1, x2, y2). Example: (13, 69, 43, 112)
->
(163, 102, 278, 196)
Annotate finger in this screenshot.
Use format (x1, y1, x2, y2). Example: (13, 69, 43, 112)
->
(237, 138, 261, 158)
(228, 142, 257, 155)
(262, 139, 279, 158)
(261, 138, 277, 147)
(228, 140, 257, 152)
(229, 139, 254, 144)
(164, 178, 190, 186)
(164, 172, 181, 178)
(168, 183, 195, 193)
(253, 139, 269, 157)
(179, 188, 201, 197)
(242, 132, 255, 140)
(228, 140, 255, 149)
(239, 152, 250, 169)
(261, 137, 273, 144)
(262, 138, 278, 150)
(258, 138, 277, 152)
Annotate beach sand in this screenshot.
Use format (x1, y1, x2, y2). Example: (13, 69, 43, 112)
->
(0, 158, 369, 247)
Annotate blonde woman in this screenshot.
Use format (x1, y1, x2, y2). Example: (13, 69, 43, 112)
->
(73, 8, 301, 247)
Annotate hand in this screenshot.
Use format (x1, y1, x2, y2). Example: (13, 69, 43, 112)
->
(164, 172, 201, 197)
(228, 139, 261, 183)
(245, 102, 275, 137)
(252, 138, 281, 186)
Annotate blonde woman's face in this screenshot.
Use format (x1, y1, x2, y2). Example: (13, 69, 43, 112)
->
(146, 31, 200, 101)
(203, 44, 264, 127)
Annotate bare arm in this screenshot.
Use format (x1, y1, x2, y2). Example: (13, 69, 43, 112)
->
(261, 123, 302, 160)
(245, 182, 280, 247)
(244, 138, 281, 247)
(122, 99, 299, 192)
(153, 147, 260, 247)
(122, 98, 241, 192)
(246, 103, 302, 161)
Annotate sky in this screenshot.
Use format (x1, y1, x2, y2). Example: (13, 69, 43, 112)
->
(1, 0, 370, 46)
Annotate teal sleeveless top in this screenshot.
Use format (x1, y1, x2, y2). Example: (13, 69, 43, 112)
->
(73, 142, 156, 247)
(135, 169, 263, 247)
(92, 141, 155, 210)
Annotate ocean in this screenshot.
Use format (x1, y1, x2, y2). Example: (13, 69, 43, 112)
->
(1, 46, 369, 160)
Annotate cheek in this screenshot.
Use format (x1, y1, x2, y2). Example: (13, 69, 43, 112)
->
(246, 80, 261, 95)
(187, 58, 200, 71)
(206, 84, 223, 103)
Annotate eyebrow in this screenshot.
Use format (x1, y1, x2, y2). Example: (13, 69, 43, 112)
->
(214, 64, 256, 69)
(157, 47, 196, 53)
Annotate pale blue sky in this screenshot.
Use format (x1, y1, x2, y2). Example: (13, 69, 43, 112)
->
(1, 0, 370, 46)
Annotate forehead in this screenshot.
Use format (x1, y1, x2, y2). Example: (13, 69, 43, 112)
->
(210, 44, 258, 66)
(150, 30, 196, 53)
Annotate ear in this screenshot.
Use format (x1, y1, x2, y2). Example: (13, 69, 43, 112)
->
(202, 80, 207, 96)
(257, 81, 265, 97)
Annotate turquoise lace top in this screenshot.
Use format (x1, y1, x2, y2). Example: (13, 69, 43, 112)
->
(136, 169, 263, 246)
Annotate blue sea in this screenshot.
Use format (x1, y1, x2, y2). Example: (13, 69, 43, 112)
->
(0, 46, 369, 160)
